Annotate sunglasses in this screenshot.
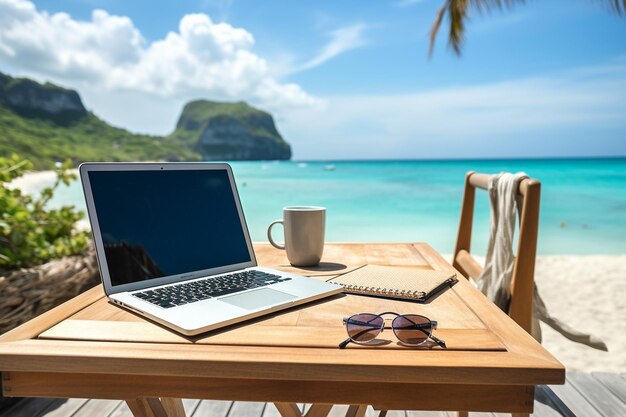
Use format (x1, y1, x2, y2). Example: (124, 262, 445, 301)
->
(339, 312, 446, 349)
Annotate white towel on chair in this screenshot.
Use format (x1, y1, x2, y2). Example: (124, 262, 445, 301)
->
(476, 172, 524, 310)
(476, 172, 608, 351)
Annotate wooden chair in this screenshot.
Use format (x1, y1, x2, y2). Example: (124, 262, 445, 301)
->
(452, 171, 541, 417)
(452, 171, 541, 335)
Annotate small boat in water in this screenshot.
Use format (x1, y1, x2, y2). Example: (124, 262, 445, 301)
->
(324, 164, 336, 171)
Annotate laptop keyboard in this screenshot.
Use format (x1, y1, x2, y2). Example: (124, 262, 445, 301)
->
(132, 270, 292, 309)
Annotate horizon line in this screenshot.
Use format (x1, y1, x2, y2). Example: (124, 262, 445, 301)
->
(288, 155, 626, 163)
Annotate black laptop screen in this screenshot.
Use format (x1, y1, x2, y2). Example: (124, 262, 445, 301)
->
(88, 169, 252, 287)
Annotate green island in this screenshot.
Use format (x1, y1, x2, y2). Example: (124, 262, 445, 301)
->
(0, 72, 291, 170)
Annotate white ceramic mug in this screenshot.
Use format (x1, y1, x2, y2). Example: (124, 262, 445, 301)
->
(267, 206, 326, 267)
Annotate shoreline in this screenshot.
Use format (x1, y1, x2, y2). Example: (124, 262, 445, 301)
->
(9, 170, 57, 190)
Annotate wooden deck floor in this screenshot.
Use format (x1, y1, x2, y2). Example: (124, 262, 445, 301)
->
(1, 372, 624, 417)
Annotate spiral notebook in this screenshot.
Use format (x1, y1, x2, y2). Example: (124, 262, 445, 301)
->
(328, 265, 457, 303)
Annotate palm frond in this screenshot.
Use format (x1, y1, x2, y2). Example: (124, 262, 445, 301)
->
(428, 0, 626, 57)
(607, 0, 626, 14)
(429, 2, 450, 57)
(429, 0, 469, 57)
(449, 0, 468, 55)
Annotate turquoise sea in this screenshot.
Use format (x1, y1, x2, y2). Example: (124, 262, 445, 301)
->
(40, 158, 626, 255)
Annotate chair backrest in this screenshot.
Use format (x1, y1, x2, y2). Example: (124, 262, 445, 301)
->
(452, 171, 541, 334)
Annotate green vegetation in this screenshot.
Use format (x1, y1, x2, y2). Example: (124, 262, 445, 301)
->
(0, 107, 201, 170)
(0, 155, 90, 271)
(0, 72, 202, 170)
(0, 73, 206, 169)
(176, 100, 267, 122)
(171, 99, 285, 145)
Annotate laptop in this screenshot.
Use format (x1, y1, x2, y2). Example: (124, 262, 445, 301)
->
(79, 162, 343, 336)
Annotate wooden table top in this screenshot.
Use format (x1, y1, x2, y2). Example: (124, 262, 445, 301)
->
(0, 242, 565, 411)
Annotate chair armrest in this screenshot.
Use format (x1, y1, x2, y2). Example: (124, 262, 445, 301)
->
(454, 249, 484, 280)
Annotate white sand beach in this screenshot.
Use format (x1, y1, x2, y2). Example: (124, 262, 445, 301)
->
(8, 169, 58, 191)
(452, 254, 626, 372)
(534, 255, 626, 373)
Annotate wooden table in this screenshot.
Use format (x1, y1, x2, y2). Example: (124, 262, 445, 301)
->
(0, 243, 565, 417)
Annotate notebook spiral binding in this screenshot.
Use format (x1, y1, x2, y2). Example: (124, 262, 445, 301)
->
(342, 284, 426, 299)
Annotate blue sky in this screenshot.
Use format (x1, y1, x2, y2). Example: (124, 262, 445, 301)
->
(1, 0, 625, 159)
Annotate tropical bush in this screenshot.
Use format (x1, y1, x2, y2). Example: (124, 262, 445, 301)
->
(0, 154, 89, 271)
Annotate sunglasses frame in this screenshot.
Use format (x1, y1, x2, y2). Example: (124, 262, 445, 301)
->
(339, 311, 446, 349)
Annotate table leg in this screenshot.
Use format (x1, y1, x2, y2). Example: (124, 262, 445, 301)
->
(275, 403, 303, 417)
(127, 398, 157, 417)
(275, 403, 333, 417)
(126, 397, 187, 417)
(127, 398, 155, 417)
(345, 404, 368, 417)
(161, 398, 186, 417)
(455, 412, 468, 417)
(304, 404, 333, 417)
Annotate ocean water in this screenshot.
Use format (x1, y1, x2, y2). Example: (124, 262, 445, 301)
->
(36, 158, 626, 255)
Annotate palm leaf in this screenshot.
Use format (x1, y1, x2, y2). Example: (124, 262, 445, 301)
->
(429, 0, 624, 57)
(448, 0, 469, 55)
(429, 1, 450, 56)
(608, 0, 626, 14)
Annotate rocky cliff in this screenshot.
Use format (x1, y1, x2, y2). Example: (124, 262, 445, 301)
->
(0, 73, 86, 124)
(170, 100, 291, 161)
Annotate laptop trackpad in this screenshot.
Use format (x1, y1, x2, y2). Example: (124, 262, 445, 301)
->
(219, 288, 296, 310)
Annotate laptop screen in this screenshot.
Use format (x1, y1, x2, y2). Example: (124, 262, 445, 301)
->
(87, 168, 252, 287)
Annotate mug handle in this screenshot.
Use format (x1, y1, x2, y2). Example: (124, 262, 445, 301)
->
(267, 220, 285, 249)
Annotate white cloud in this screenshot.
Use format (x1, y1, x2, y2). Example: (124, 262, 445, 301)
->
(297, 24, 369, 72)
(278, 63, 626, 159)
(0, 0, 320, 111)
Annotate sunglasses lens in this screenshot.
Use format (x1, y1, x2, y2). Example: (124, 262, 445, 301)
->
(346, 314, 384, 343)
(392, 315, 432, 345)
